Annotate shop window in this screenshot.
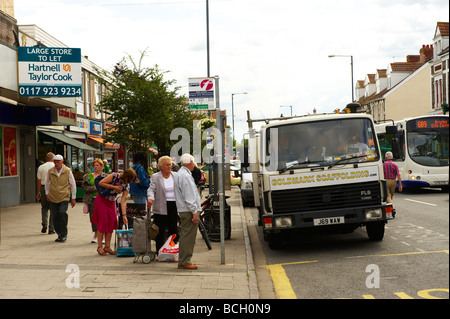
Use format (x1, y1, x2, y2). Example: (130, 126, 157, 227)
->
(71, 146, 85, 173)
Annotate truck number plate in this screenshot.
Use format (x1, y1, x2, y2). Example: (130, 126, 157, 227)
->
(313, 216, 345, 226)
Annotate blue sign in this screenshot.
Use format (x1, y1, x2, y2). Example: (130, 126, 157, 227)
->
(90, 121, 102, 135)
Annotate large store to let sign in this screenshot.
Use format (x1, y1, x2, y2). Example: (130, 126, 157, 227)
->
(17, 47, 82, 97)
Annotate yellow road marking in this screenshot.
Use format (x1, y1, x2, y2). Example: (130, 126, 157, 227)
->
(263, 260, 317, 299)
(262, 250, 448, 299)
(417, 288, 449, 299)
(380, 250, 449, 257)
(394, 292, 414, 299)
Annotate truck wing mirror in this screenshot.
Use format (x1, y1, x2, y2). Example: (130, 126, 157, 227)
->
(386, 126, 398, 134)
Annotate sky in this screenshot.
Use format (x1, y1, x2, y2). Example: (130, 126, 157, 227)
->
(13, 0, 449, 143)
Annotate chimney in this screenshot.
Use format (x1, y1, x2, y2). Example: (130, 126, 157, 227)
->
(406, 55, 420, 63)
(419, 44, 433, 62)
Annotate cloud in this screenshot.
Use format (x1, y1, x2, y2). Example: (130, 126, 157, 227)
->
(14, 0, 449, 142)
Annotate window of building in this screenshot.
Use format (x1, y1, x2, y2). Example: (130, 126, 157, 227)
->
(94, 80, 102, 120)
(85, 72, 91, 117)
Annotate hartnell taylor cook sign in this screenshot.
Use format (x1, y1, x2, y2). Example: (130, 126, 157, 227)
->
(18, 47, 82, 97)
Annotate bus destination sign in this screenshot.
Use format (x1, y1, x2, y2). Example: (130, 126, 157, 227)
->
(408, 117, 449, 130)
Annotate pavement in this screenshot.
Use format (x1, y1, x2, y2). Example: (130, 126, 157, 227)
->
(0, 186, 261, 300)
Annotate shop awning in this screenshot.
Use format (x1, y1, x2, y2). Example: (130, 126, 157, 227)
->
(88, 136, 120, 149)
(41, 131, 97, 152)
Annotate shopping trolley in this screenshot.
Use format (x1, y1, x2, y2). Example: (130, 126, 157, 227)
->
(132, 208, 158, 264)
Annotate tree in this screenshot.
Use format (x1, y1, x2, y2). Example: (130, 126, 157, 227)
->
(96, 50, 204, 155)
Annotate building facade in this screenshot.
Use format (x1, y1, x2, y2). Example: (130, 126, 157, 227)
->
(430, 22, 449, 114)
(356, 22, 448, 123)
(0, 4, 121, 207)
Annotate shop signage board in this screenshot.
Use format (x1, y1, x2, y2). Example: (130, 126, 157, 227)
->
(51, 108, 77, 126)
(188, 77, 215, 110)
(90, 121, 102, 135)
(18, 47, 82, 97)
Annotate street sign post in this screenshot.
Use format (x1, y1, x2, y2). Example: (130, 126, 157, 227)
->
(18, 47, 82, 97)
(188, 77, 215, 110)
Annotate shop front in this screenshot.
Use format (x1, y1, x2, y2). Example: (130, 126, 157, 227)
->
(37, 129, 97, 199)
(37, 108, 97, 199)
(0, 101, 52, 207)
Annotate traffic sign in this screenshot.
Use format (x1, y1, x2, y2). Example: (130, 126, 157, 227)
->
(189, 77, 215, 110)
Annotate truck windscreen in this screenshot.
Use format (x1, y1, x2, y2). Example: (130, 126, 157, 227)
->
(265, 118, 380, 172)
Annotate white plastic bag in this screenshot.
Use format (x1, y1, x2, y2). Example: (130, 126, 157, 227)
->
(158, 234, 179, 262)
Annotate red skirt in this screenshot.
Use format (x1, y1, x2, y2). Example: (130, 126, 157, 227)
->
(91, 195, 118, 233)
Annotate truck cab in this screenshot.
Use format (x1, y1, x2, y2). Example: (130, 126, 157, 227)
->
(245, 111, 394, 249)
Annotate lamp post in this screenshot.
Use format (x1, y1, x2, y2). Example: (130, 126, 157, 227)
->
(328, 55, 354, 102)
(280, 105, 293, 116)
(231, 92, 247, 154)
(206, 0, 210, 77)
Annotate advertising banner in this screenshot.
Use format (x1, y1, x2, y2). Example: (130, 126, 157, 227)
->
(270, 166, 379, 191)
(18, 47, 82, 97)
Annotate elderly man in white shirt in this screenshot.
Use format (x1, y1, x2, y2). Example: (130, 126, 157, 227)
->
(36, 152, 55, 234)
(174, 153, 201, 270)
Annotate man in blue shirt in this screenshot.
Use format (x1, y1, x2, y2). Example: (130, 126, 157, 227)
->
(129, 151, 151, 204)
(174, 153, 201, 270)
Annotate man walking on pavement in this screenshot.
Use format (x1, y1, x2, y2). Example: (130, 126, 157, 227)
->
(45, 154, 77, 242)
(174, 153, 201, 270)
(36, 152, 55, 234)
(383, 151, 402, 216)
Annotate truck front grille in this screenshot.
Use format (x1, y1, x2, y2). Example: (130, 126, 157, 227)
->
(271, 181, 381, 214)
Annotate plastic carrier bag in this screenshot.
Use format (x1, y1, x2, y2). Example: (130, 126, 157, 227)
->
(115, 225, 135, 257)
(158, 234, 179, 262)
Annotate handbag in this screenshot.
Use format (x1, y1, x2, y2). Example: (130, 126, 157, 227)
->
(83, 203, 89, 214)
(95, 173, 127, 201)
(94, 175, 112, 198)
(148, 222, 159, 240)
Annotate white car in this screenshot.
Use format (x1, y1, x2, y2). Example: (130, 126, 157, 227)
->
(240, 166, 254, 206)
(201, 164, 241, 186)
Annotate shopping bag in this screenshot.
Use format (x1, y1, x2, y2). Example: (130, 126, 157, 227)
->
(158, 234, 179, 262)
(115, 225, 135, 257)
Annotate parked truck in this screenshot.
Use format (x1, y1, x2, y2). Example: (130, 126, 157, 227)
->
(244, 107, 394, 249)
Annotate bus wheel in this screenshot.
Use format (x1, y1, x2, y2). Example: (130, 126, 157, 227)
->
(366, 221, 385, 241)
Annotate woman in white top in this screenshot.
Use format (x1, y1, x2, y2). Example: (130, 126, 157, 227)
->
(147, 156, 178, 253)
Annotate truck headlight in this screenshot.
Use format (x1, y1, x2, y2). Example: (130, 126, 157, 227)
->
(365, 208, 382, 220)
(275, 216, 292, 228)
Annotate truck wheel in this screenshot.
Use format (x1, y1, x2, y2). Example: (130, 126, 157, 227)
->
(268, 234, 283, 250)
(366, 221, 385, 241)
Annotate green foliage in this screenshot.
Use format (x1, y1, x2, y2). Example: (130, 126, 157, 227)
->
(96, 50, 205, 155)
